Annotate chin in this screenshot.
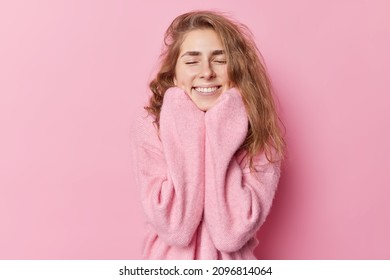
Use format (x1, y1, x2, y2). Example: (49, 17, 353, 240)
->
(195, 102, 215, 112)
(190, 93, 223, 111)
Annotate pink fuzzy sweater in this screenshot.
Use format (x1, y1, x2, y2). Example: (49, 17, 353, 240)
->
(132, 87, 280, 259)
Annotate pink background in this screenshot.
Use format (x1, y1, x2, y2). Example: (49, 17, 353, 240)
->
(1, 0, 389, 259)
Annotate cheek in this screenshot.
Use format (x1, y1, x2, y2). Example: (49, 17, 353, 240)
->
(176, 69, 197, 86)
(215, 66, 229, 81)
(222, 68, 230, 81)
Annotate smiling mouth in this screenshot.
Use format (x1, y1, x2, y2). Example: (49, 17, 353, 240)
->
(193, 86, 221, 96)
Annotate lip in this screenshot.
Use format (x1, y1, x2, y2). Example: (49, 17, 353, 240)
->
(192, 85, 221, 96)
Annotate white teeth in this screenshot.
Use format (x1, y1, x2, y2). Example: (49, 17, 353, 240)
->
(194, 87, 218, 93)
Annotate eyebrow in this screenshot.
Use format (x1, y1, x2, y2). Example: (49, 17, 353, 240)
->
(180, 50, 225, 58)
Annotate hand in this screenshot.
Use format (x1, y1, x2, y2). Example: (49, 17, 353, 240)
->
(205, 88, 248, 154)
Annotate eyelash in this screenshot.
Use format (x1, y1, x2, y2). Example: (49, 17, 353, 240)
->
(185, 60, 227, 65)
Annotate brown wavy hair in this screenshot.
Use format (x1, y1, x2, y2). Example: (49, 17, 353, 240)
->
(145, 10, 285, 167)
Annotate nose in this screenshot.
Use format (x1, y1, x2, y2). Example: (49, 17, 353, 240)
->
(199, 62, 215, 79)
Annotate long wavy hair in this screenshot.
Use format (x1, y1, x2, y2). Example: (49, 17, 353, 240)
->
(145, 10, 285, 167)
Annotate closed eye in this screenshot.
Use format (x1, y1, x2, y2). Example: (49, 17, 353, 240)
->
(213, 56, 227, 64)
(185, 61, 198, 65)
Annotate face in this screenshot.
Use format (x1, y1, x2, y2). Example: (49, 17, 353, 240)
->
(174, 29, 231, 111)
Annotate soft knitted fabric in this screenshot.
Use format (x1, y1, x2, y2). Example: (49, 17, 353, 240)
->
(132, 87, 281, 259)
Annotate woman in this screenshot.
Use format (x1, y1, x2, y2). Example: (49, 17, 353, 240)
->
(132, 10, 285, 259)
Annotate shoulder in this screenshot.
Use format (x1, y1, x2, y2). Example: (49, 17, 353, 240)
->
(130, 110, 162, 155)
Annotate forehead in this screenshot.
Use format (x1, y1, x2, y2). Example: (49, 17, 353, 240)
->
(180, 29, 224, 53)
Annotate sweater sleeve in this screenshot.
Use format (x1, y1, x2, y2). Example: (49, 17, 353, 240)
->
(133, 87, 205, 247)
(203, 88, 281, 253)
